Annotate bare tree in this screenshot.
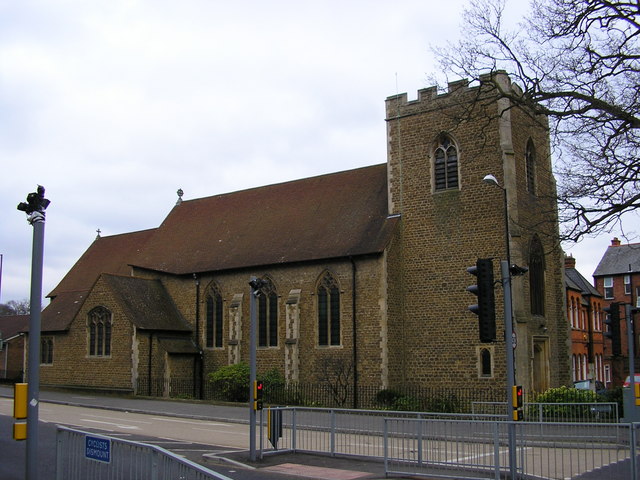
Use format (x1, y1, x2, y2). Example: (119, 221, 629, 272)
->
(318, 356, 353, 407)
(0, 299, 30, 315)
(433, 0, 640, 242)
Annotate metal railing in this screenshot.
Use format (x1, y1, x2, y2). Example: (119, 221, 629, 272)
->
(56, 426, 233, 480)
(384, 418, 636, 480)
(262, 406, 640, 479)
(471, 401, 620, 423)
(260, 406, 504, 459)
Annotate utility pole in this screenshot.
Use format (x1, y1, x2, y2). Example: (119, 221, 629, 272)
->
(17, 185, 50, 480)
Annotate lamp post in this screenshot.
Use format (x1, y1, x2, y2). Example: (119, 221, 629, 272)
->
(482, 174, 518, 479)
(17, 185, 50, 480)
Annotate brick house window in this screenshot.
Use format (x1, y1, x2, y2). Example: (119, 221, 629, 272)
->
(525, 139, 536, 195)
(40, 337, 53, 365)
(88, 306, 112, 357)
(206, 284, 223, 348)
(257, 277, 278, 347)
(529, 235, 545, 316)
(433, 134, 459, 191)
(318, 272, 341, 346)
(624, 275, 631, 295)
(604, 277, 613, 299)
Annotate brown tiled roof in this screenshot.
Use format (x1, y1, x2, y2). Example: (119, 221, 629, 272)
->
(43, 229, 155, 332)
(158, 336, 199, 354)
(132, 164, 396, 274)
(41, 291, 87, 332)
(0, 314, 29, 339)
(48, 229, 156, 298)
(102, 274, 191, 332)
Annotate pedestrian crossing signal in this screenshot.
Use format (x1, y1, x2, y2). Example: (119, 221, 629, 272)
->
(512, 385, 523, 421)
(253, 380, 264, 410)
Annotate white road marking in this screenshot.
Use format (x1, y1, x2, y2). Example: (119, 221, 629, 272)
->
(81, 418, 140, 429)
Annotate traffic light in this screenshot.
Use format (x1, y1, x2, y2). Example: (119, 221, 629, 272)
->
(512, 385, 523, 421)
(467, 258, 496, 343)
(604, 303, 621, 356)
(253, 380, 264, 410)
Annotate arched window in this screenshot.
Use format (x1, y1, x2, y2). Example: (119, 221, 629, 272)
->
(480, 348, 492, 377)
(40, 337, 53, 364)
(88, 306, 112, 357)
(317, 272, 341, 346)
(257, 277, 278, 347)
(434, 134, 459, 191)
(525, 139, 536, 194)
(206, 284, 224, 348)
(529, 235, 546, 316)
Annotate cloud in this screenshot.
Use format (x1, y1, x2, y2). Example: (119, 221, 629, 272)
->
(5, 0, 621, 306)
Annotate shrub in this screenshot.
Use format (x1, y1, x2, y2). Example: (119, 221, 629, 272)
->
(531, 386, 597, 420)
(208, 363, 250, 402)
(375, 389, 403, 409)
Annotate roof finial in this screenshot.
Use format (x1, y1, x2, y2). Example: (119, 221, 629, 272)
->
(176, 188, 184, 205)
(96, 228, 101, 239)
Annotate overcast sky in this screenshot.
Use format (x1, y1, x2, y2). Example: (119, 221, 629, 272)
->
(0, 0, 626, 305)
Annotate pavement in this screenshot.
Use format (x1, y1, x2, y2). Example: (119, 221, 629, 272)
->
(0, 385, 399, 480)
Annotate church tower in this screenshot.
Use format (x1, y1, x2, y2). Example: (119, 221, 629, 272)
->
(384, 73, 569, 393)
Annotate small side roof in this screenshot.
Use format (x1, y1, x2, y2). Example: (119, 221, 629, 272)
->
(0, 314, 29, 340)
(102, 274, 191, 332)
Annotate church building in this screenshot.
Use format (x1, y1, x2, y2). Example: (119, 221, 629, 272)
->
(36, 73, 569, 403)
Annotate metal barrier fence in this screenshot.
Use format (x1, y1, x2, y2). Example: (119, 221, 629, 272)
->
(56, 426, 233, 480)
(262, 406, 640, 479)
(384, 418, 637, 480)
(471, 401, 620, 423)
(260, 406, 504, 458)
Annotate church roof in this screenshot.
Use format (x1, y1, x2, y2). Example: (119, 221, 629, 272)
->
(132, 163, 396, 275)
(42, 229, 155, 332)
(41, 163, 397, 332)
(48, 229, 156, 298)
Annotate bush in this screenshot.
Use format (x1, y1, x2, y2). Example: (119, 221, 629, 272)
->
(208, 363, 250, 402)
(375, 389, 403, 409)
(374, 389, 420, 411)
(531, 386, 597, 419)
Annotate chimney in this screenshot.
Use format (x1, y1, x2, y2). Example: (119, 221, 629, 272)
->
(611, 237, 621, 247)
(564, 255, 576, 269)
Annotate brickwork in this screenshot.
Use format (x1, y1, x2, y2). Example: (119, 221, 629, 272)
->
(132, 256, 387, 389)
(40, 276, 135, 390)
(384, 74, 568, 392)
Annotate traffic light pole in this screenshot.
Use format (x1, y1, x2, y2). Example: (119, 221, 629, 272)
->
(248, 278, 258, 462)
(500, 260, 517, 480)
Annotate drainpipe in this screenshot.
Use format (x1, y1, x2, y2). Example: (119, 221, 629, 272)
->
(350, 257, 359, 409)
(148, 333, 153, 396)
(193, 274, 202, 399)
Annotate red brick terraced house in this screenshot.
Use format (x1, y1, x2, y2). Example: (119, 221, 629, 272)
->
(564, 256, 606, 386)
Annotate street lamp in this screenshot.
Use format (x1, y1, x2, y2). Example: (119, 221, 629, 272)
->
(482, 174, 518, 479)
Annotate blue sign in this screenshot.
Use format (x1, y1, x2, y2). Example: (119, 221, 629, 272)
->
(85, 435, 111, 463)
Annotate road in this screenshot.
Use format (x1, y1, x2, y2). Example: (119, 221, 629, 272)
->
(0, 390, 365, 480)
